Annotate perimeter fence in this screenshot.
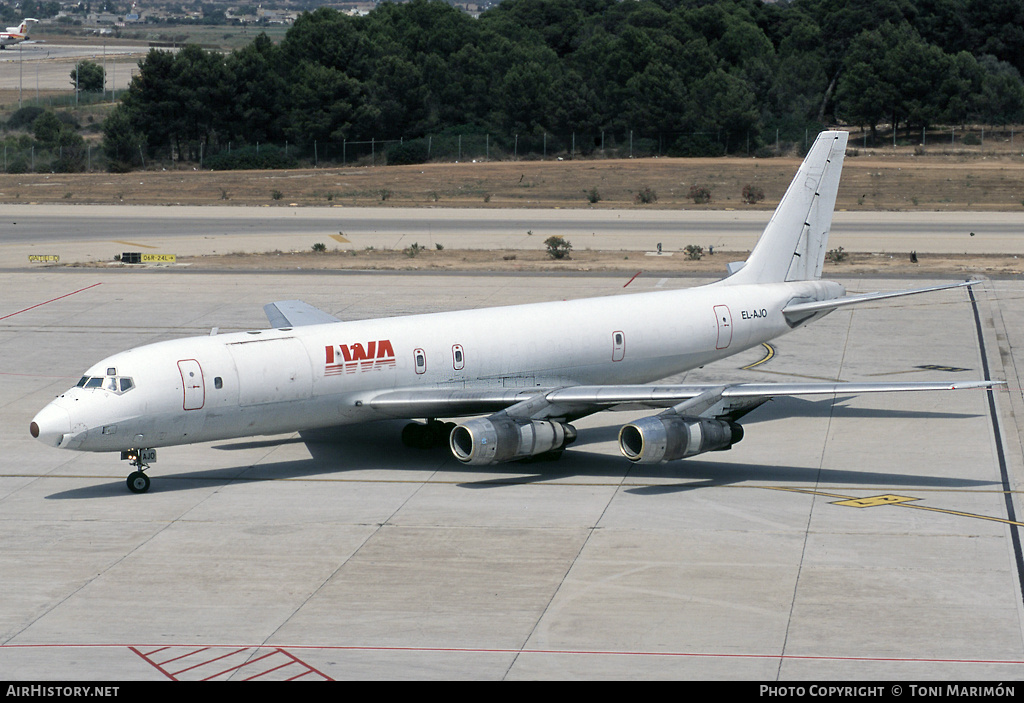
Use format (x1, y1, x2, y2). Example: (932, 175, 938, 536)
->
(1, 124, 1022, 174)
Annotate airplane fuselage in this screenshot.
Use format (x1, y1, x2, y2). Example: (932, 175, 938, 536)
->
(0, 19, 36, 47)
(32, 278, 843, 453)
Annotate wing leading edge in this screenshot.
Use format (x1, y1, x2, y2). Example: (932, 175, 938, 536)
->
(368, 380, 1001, 420)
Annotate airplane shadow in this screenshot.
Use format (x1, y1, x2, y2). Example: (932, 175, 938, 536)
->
(45, 413, 998, 499)
(741, 395, 982, 422)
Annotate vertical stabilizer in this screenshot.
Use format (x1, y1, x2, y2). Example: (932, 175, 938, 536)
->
(726, 130, 848, 284)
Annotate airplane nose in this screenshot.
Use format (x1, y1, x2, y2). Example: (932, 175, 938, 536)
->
(30, 404, 71, 448)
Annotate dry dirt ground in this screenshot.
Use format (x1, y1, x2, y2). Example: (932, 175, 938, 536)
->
(4, 152, 1023, 210)
(11, 151, 1024, 275)
(165, 247, 1024, 278)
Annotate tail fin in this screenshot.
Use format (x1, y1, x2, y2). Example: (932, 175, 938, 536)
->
(726, 130, 848, 284)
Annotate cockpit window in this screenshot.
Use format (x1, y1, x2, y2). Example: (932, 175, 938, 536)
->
(78, 375, 135, 394)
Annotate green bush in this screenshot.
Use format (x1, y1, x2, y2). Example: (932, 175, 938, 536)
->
(634, 186, 657, 204)
(669, 134, 725, 157)
(205, 144, 297, 170)
(742, 184, 764, 204)
(387, 139, 430, 165)
(689, 185, 712, 204)
(544, 235, 572, 259)
(6, 106, 45, 131)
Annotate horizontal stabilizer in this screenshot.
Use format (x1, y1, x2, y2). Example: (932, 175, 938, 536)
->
(263, 300, 340, 328)
(783, 280, 980, 325)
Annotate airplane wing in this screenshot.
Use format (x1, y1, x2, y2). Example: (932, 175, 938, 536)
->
(263, 300, 340, 328)
(367, 380, 1000, 420)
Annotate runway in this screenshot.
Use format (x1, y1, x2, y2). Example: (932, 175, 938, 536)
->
(3, 248, 1024, 678)
(0, 43, 147, 95)
(3, 205, 1024, 269)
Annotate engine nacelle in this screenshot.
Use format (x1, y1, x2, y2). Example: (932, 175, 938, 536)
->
(618, 415, 743, 464)
(450, 416, 577, 465)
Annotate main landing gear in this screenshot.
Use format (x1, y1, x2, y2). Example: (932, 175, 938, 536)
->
(401, 419, 455, 450)
(121, 448, 156, 493)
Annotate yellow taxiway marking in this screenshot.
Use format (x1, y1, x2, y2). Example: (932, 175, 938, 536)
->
(738, 342, 840, 381)
(865, 364, 971, 377)
(766, 486, 1024, 527)
(329, 234, 350, 244)
(112, 240, 159, 249)
(832, 494, 920, 507)
(741, 343, 774, 370)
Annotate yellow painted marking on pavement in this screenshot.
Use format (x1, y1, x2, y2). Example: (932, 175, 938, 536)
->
(741, 343, 775, 370)
(832, 494, 920, 507)
(330, 234, 350, 244)
(899, 503, 1024, 527)
(866, 364, 970, 377)
(765, 486, 1024, 526)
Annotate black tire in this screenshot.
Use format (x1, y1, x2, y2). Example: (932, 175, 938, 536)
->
(402, 421, 450, 449)
(127, 471, 151, 494)
(401, 422, 428, 448)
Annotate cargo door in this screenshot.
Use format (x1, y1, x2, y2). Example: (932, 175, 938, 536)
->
(227, 338, 313, 407)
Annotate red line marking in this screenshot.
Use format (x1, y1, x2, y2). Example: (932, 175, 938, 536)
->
(129, 646, 176, 680)
(158, 647, 210, 668)
(0, 283, 102, 321)
(205, 649, 278, 681)
(276, 647, 334, 681)
(18, 643, 1024, 676)
(173, 647, 246, 676)
(243, 658, 295, 681)
(623, 271, 642, 288)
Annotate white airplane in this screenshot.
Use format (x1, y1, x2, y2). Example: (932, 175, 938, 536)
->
(30, 130, 999, 493)
(0, 19, 37, 49)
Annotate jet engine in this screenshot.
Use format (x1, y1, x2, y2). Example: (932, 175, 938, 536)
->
(618, 415, 743, 464)
(450, 415, 577, 465)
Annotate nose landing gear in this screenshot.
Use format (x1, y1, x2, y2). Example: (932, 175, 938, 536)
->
(121, 449, 156, 493)
(127, 470, 150, 494)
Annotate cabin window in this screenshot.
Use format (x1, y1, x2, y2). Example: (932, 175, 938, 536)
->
(214, 377, 223, 390)
(452, 344, 465, 370)
(414, 348, 427, 374)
